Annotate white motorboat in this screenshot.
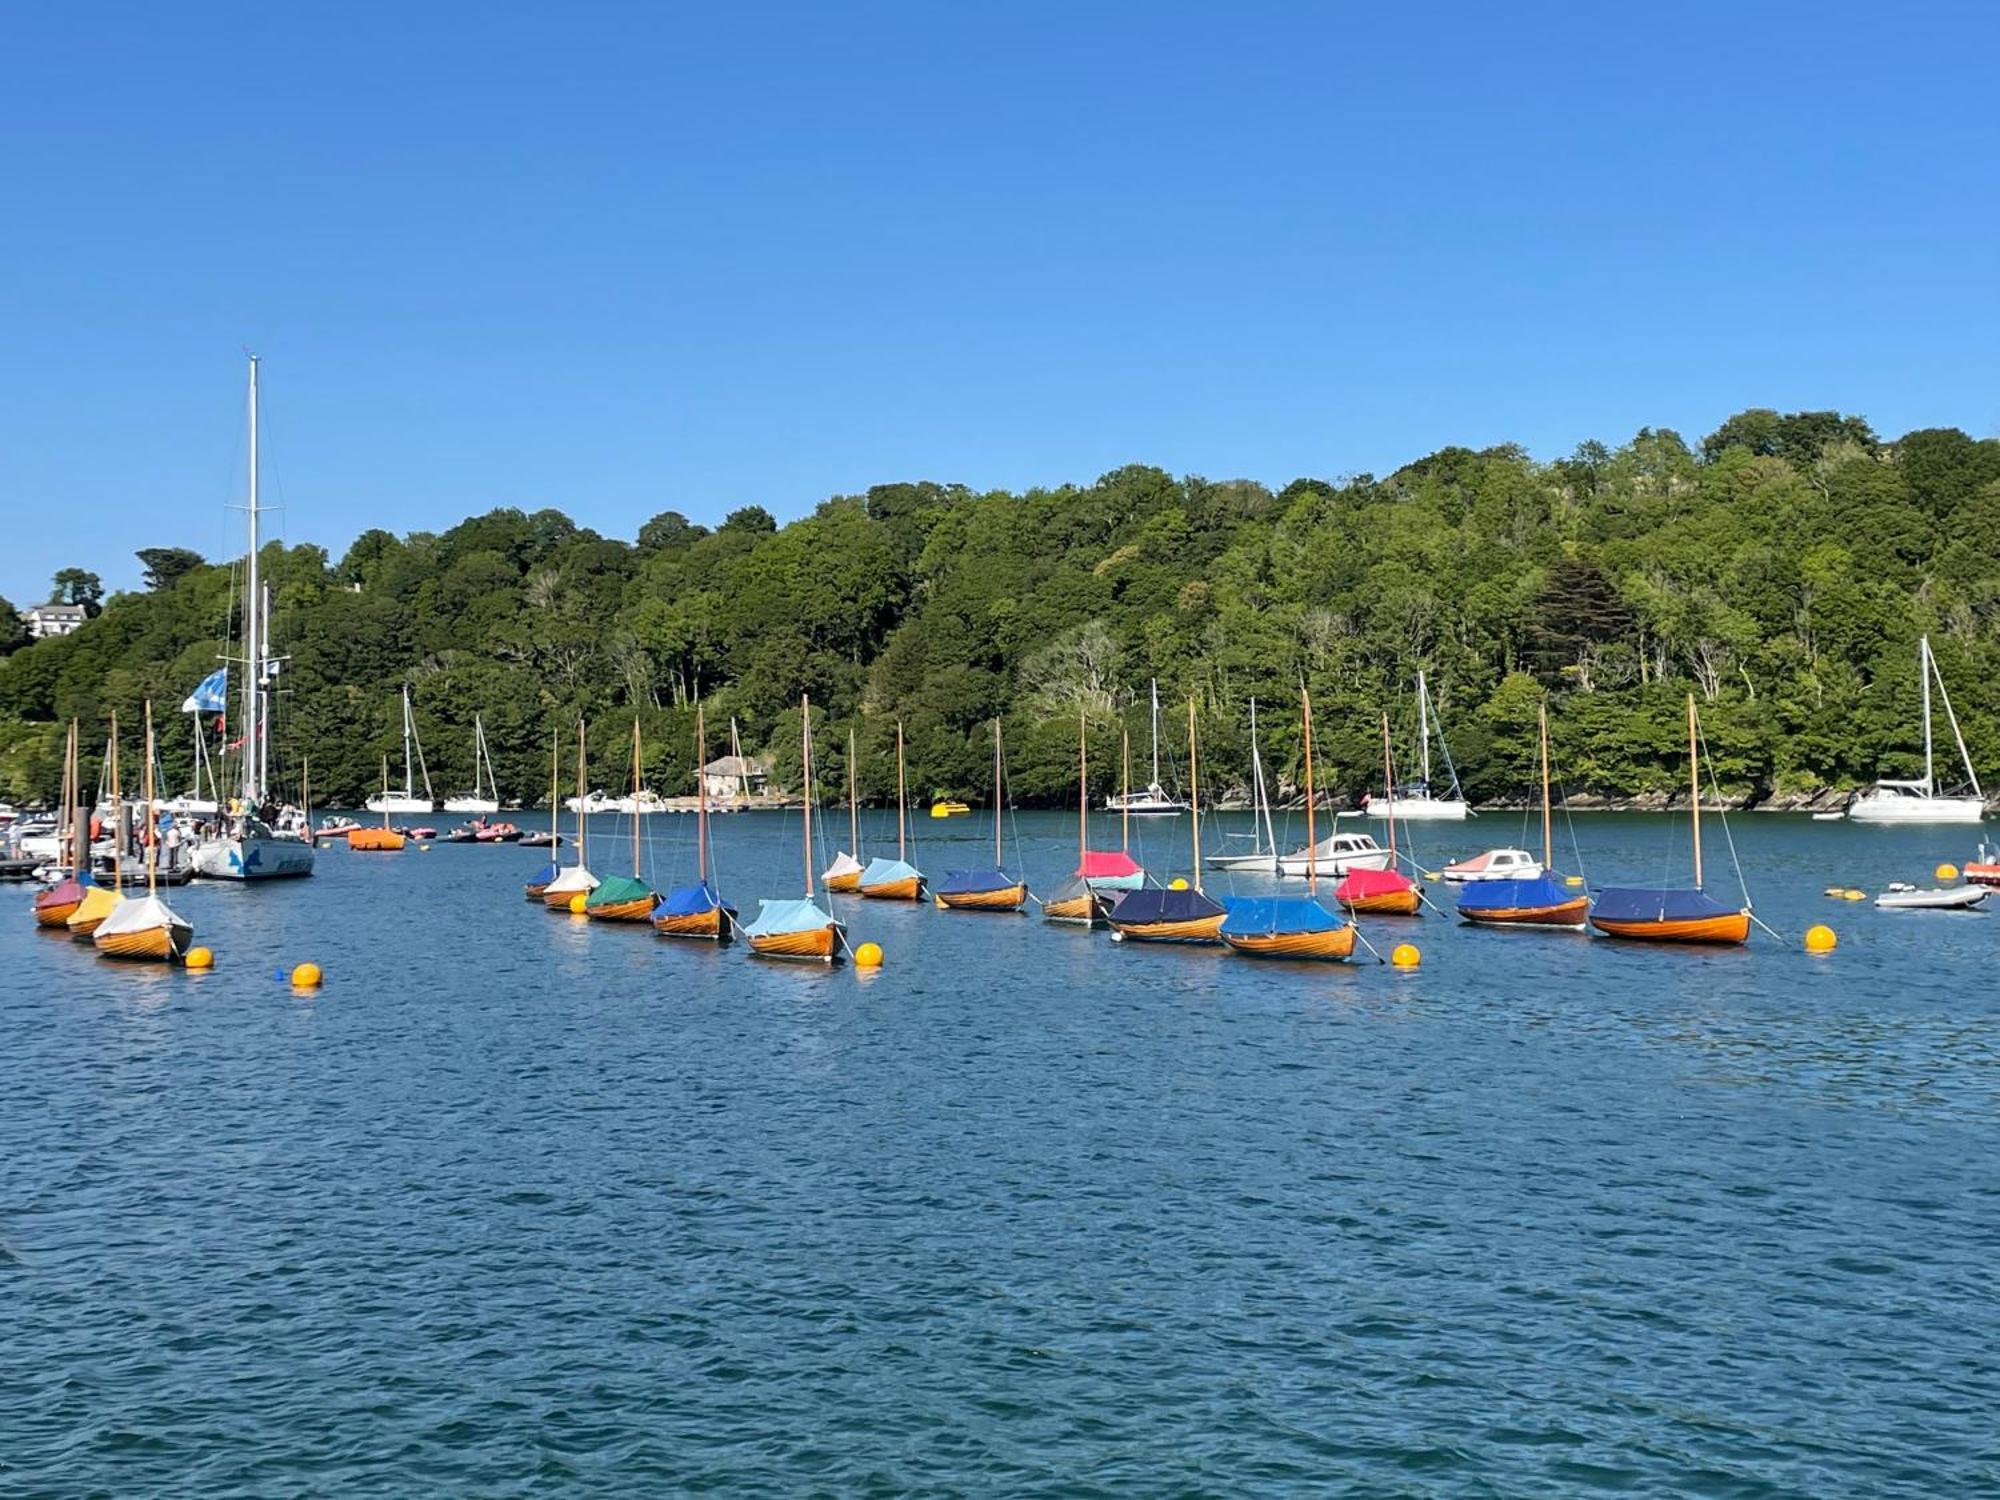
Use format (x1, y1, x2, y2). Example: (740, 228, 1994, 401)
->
(1276, 830, 1393, 879)
(365, 685, 437, 813)
(1874, 882, 1987, 910)
(1363, 670, 1470, 820)
(1104, 681, 1189, 816)
(1442, 847, 1544, 883)
(563, 790, 617, 815)
(1848, 636, 1984, 824)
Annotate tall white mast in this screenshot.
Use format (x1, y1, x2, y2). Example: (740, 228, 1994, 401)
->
(259, 582, 273, 799)
(1921, 635, 1935, 795)
(1149, 679, 1162, 790)
(241, 355, 262, 807)
(402, 686, 415, 797)
(1417, 671, 1433, 788)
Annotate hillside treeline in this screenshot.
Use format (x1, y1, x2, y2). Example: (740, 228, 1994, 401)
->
(3, 408, 1998, 810)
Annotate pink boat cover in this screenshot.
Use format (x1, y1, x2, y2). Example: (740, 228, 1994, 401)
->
(1077, 851, 1143, 879)
(1334, 866, 1416, 900)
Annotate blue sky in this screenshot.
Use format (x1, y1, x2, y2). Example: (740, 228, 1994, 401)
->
(3, 1, 1995, 602)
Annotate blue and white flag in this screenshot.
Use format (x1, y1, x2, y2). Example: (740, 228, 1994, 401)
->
(180, 667, 228, 713)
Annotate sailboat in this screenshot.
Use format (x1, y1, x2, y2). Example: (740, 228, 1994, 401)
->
(95, 702, 194, 962)
(1590, 694, 1752, 944)
(1456, 699, 1589, 928)
(935, 719, 1028, 911)
(366, 686, 436, 814)
(655, 703, 736, 939)
(188, 356, 316, 881)
(1075, 726, 1147, 895)
(442, 715, 502, 813)
(586, 721, 660, 921)
(66, 721, 126, 939)
(822, 727, 864, 892)
(1045, 710, 1113, 924)
(1107, 698, 1227, 942)
(1335, 714, 1423, 915)
(348, 758, 409, 850)
(524, 727, 562, 899)
(1847, 635, 1984, 823)
(168, 715, 220, 817)
(1221, 686, 1356, 959)
(33, 722, 90, 928)
(542, 723, 600, 909)
(1363, 670, 1469, 821)
(858, 721, 924, 899)
(1207, 698, 1282, 872)
(1104, 680, 1189, 815)
(743, 694, 846, 961)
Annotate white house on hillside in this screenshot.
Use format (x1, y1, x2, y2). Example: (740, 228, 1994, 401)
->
(26, 603, 87, 639)
(701, 754, 768, 800)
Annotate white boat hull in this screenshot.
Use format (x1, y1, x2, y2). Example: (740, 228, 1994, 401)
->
(1277, 849, 1392, 879)
(192, 835, 316, 880)
(1875, 886, 1987, 909)
(1847, 795, 1983, 824)
(1206, 853, 1281, 872)
(1364, 797, 1469, 821)
(441, 797, 500, 814)
(365, 794, 435, 814)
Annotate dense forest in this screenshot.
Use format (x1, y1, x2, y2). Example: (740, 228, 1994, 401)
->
(3, 407, 1999, 812)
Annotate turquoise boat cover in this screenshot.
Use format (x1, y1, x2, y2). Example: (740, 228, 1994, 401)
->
(742, 898, 836, 938)
(859, 857, 922, 887)
(1219, 896, 1344, 936)
(1457, 875, 1579, 914)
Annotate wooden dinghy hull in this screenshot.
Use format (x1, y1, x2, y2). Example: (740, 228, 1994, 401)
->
(1220, 926, 1356, 961)
(523, 883, 551, 901)
(1461, 897, 1589, 929)
(94, 922, 192, 963)
(1589, 911, 1750, 944)
(34, 888, 85, 927)
(1041, 893, 1104, 925)
(824, 871, 861, 893)
(935, 883, 1027, 912)
(65, 887, 122, 940)
(859, 876, 924, 901)
(584, 899, 656, 922)
(1108, 914, 1226, 944)
(747, 925, 843, 962)
(1339, 889, 1422, 917)
(654, 906, 734, 941)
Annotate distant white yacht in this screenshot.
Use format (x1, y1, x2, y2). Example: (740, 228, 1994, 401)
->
(1847, 635, 1984, 823)
(1104, 680, 1190, 816)
(1363, 670, 1470, 821)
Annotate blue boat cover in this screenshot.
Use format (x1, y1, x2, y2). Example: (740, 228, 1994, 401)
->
(937, 868, 1020, 895)
(742, 898, 837, 938)
(1219, 896, 1343, 936)
(1590, 886, 1739, 923)
(659, 880, 729, 916)
(1457, 875, 1581, 913)
(859, 857, 922, 887)
(1108, 887, 1226, 924)
(526, 860, 559, 886)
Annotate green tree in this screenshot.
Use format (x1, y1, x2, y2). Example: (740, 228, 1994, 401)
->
(135, 547, 206, 591)
(51, 567, 104, 615)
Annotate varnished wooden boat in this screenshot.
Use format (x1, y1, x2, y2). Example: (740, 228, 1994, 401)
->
(93, 903, 194, 963)
(1589, 905, 1751, 944)
(584, 895, 657, 921)
(1220, 924, 1357, 961)
(1111, 911, 1225, 943)
(859, 873, 923, 901)
(747, 921, 843, 961)
(1041, 884, 1104, 925)
(1338, 886, 1422, 916)
(1461, 893, 1589, 928)
(654, 904, 733, 940)
(824, 864, 862, 893)
(935, 880, 1027, 912)
(34, 880, 86, 927)
(66, 884, 123, 940)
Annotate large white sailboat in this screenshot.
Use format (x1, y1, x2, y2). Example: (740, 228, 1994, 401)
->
(1848, 635, 1984, 824)
(442, 715, 501, 813)
(1207, 698, 1282, 871)
(1363, 669, 1470, 821)
(1104, 679, 1190, 816)
(366, 686, 436, 814)
(191, 356, 315, 882)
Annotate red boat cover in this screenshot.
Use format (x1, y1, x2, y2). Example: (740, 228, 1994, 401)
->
(1334, 866, 1416, 900)
(1077, 851, 1143, 879)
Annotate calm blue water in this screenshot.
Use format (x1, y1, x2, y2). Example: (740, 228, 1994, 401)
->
(5, 809, 1998, 1495)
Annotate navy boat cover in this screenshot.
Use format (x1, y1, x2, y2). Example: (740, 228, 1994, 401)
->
(1590, 886, 1740, 923)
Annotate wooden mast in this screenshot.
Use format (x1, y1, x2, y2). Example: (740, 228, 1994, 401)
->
(1120, 728, 1131, 853)
(1688, 692, 1702, 890)
(1303, 685, 1317, 896)
(695, 703, 709, 883)
(380, 755, 391, 830)
(548, 726, 558, 847)
(302, 756, 311, 846)
(847, 727, 858, 859)
(993, 718, 1004, 868)
(575, 721, 587, 869)
(1187, 697, 1203, 890)
(1539, 698, 1553, 870)
(802, 695, 815, 897)
(894, 720, 907, 861)
(630, 718, 642, 878)
(109, 711, 122, 892)
(1077, 707, 1087, 865)
(1380, 711, 1398, 866)
(143, 702, 156, 897)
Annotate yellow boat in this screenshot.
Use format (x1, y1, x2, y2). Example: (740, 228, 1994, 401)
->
(93, 704, 194, 963)
(66, 882, 124, 940)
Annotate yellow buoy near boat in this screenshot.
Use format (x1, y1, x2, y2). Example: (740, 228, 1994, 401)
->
(1391, 943, 1421, 968)
(568, 892, 588, 914)
(1842, 888, 1866, 901)
(186, 947, 214, 970)
(1936, 863, 1959, 882)
(291, 962, 322, 988)
(1804, 924, 1837, 953)
(1169, 877, 1189, 891)
(855, 941, 883, 967)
